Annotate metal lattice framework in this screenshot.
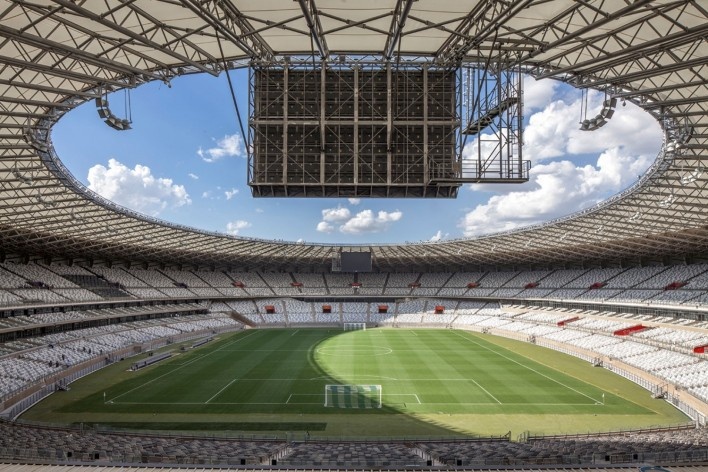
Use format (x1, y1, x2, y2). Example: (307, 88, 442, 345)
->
(0, 0, 706, 272)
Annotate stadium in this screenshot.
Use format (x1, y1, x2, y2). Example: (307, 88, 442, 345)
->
(0, 0, 707, 470)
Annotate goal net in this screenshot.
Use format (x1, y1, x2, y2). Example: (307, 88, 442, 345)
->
(324, 384, 382, 408)
(343, 322, 366, 331)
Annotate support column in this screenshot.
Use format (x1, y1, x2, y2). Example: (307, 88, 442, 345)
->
(423, 65, 429, 183)
(282, 66, 288, 184)
(354, 66, 359, 186)
(320, 65, 326, 185)
(386, 63, 392, 186)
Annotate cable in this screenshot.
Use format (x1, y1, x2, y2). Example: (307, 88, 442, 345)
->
(215, 30, 249, 151)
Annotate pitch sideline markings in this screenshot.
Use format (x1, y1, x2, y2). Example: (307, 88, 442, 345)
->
(108, 330, 261, 403)
(108, 400, 597, 406)
(454, 331, 603, 404)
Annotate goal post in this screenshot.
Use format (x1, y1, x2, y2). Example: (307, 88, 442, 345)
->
(324, 384, 382, 408)
(343, 322, 366, 331)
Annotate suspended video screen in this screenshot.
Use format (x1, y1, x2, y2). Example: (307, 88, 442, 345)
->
(340, 252, 372, 272)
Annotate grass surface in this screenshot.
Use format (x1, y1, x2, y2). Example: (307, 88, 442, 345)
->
(23, 328, 689, 437)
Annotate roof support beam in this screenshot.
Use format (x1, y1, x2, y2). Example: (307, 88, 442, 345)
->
(536, 24, 708, 80)
(0, 24, 164, 82)
(46, 0, 218, 76)
(180, 0, 274, 62)
(296, 0, 328, 59)
(383, 0, 416, 61)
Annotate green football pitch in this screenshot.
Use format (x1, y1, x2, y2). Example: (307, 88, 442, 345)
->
(24, 328, 689, 437)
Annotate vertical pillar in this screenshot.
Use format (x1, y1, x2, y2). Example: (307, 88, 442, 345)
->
(282, 67, 288, 184)
(354, 66, 359, 186)
(386, 63, 392, 185)
(423, 65, 429, 183)
(320, 65, 326, 185)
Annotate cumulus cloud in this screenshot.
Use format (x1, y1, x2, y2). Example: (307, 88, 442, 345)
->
(188, 173, 199, 180)
(316, 207, 403, 234)
(523, 76, 558, 112)
(522, 92, 661, 163)
(459, 147, 654, 236)
(316, 221, 335, 233)
(224, 188, 239, 200)
(340, 210, 403, 234)
(198, 134, 244, 163)
(348, 198, 361, 205)
(322, 206, 351, 223)
(458, 88, 661, 237)
(87, 158, 190, 216)
(429, 230, 447, 242)
(226, 220, 251, 235)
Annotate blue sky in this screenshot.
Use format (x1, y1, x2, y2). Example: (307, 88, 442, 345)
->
(52, 70, 662, 244)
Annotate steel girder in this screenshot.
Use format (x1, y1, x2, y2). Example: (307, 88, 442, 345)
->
(0, 0, 704, 271)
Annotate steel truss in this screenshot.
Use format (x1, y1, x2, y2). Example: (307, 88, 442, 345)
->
(0, 0, 703, 272)
(248, 59, 461, 198)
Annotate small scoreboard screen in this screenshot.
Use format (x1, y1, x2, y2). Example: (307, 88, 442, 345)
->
(340, 252, 372, 272)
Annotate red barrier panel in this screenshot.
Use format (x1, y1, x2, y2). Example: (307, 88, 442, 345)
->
(614, 325, 645, 336)
(558, 316, 580, 326)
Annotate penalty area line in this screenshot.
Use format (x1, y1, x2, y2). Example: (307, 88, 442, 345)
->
(205, 378, 239, 404)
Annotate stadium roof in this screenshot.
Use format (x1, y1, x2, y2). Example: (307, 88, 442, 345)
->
(0, 0, 706, 272)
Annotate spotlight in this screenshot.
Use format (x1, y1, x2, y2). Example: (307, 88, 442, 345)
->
(680, 166, 703, 186)
(579, 96, 617, 131)
(23, 128, 49, 153)
(95, 95, 132, 131)
(658, 191, 676, 208)
(36, 191, 56, 208)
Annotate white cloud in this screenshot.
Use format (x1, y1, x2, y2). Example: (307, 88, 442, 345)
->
(458, 87, 661, 237)
(198, 134, 244, 163)
(87, 158, 190, 216)
(201, 191, 212, 199)
(188, 173, 199, 180)
(522, 93, 661, 163)
(340, 210, 403, 234)
(322, 206, 351, 223)
(463, 92, 661, 169)
(316, 207, 403, 234)
(523, 76, 558, 112)
(459, 147, 653, 237)
(316, 221, 335, 233)
(429, 230, 448, 242)
(226, 220, 251, 235)
(224, 188, 239, 200)
(348, 198, 361, 205)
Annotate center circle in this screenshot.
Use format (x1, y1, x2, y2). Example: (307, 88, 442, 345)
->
(316, 345, 392, 356)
